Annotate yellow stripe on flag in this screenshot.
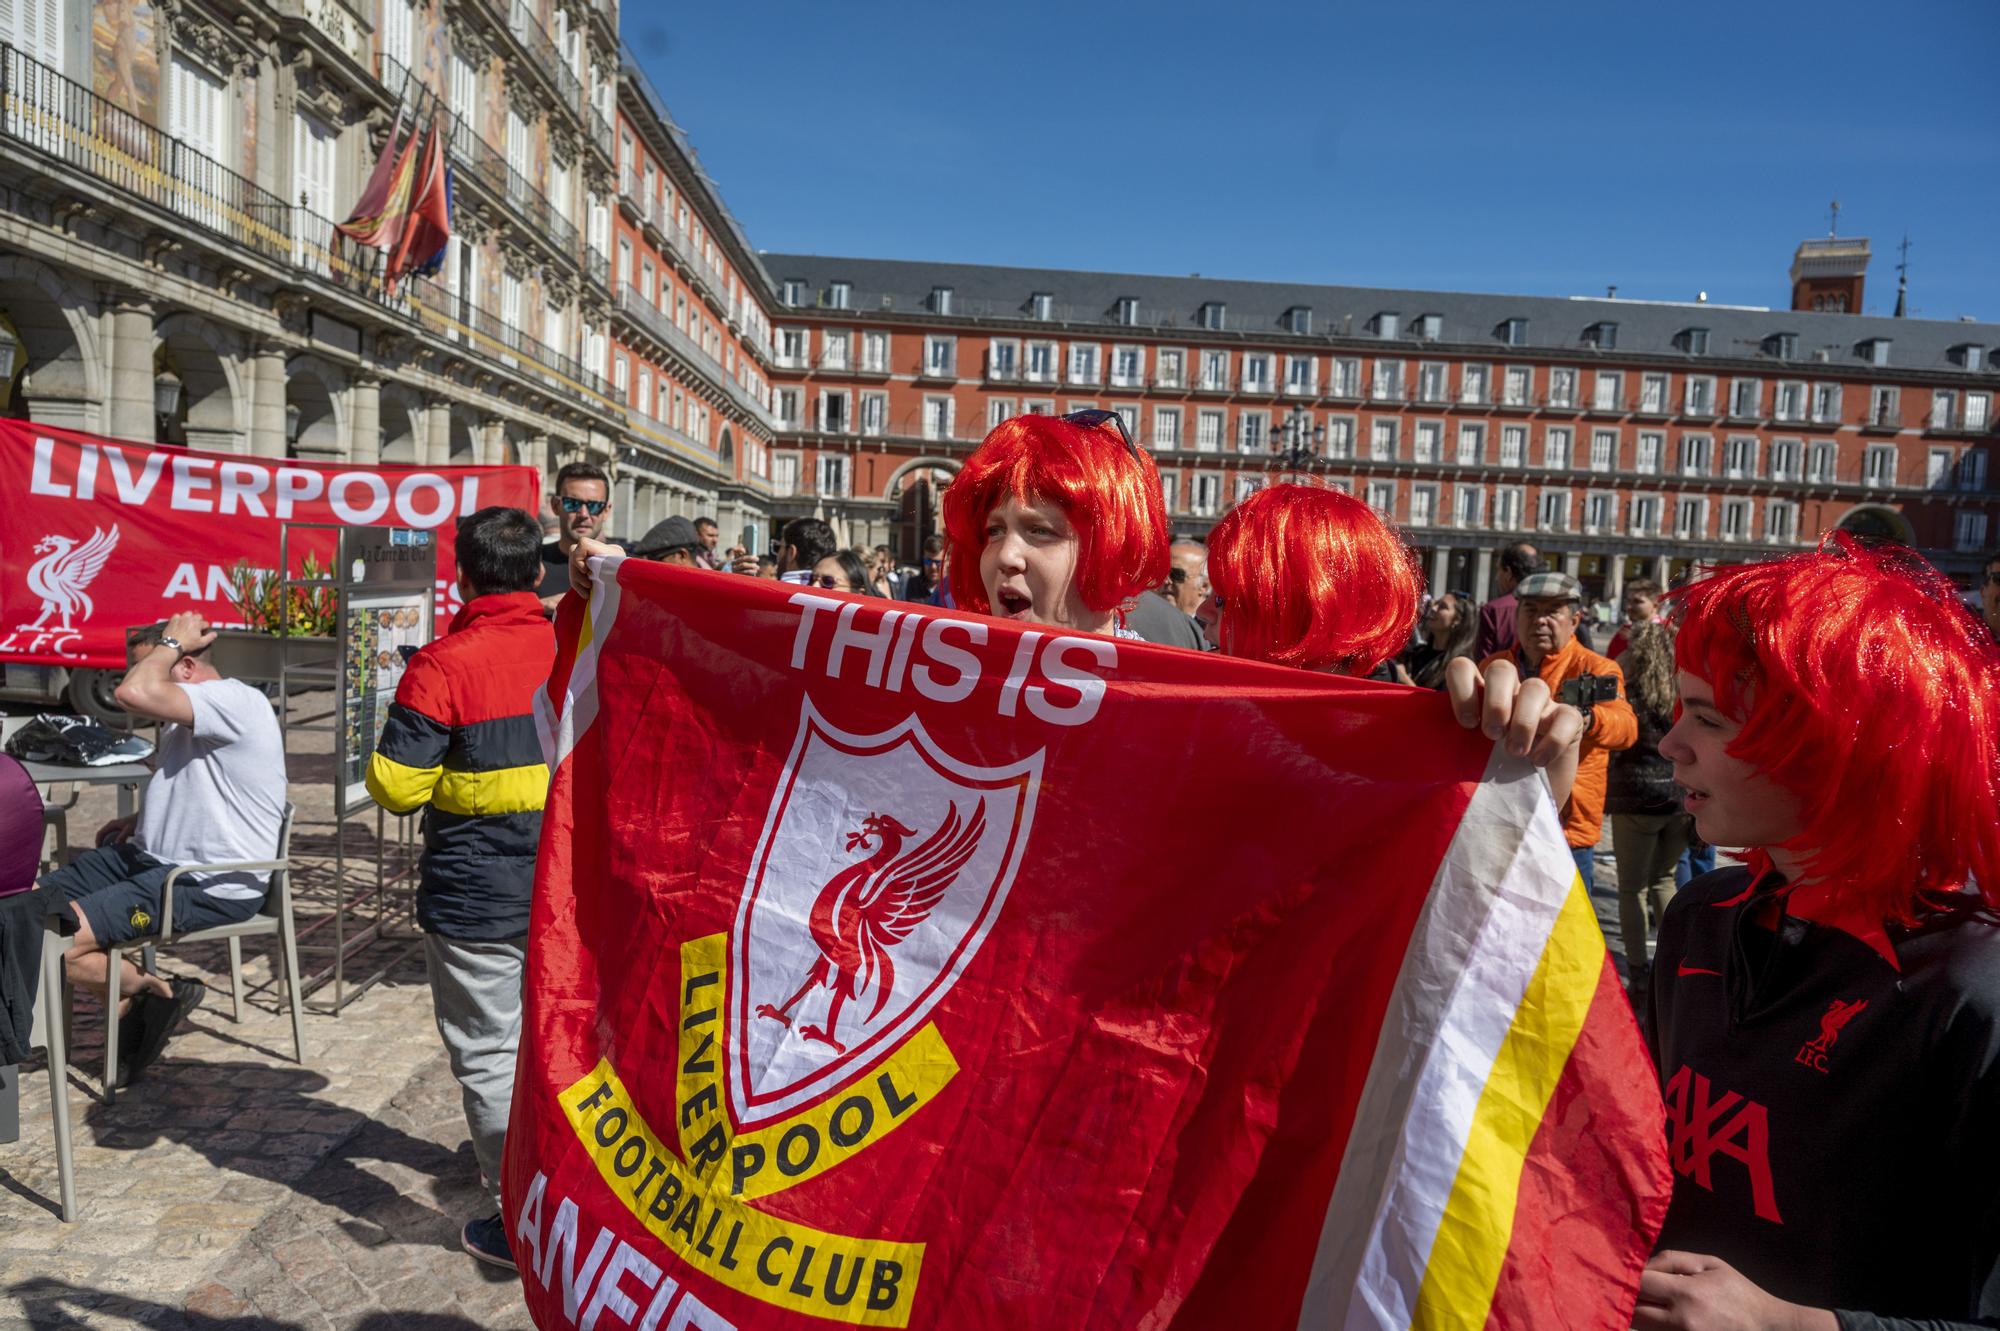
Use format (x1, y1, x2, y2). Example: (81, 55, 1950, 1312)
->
(1410, 874, 1603, 1329)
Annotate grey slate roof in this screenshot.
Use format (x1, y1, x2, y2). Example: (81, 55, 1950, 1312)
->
(619, 52, 775, 293)
(758, 253, 2000, 378)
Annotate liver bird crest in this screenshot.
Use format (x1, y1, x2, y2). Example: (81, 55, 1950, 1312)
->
(755, 800, 986, 1054)
(22, 527, 119, 632)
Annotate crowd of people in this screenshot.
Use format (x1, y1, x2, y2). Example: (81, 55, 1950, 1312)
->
(33, 404, 2000, 1328)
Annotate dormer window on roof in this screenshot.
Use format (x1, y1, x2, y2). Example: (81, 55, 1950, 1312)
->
(1859, 338, 1892, 367)
(1498, 317, 1529, 347)
(781, 279, 805, 308)
(1676, 327, 1710, 355)
(1199, 301, 1227, 331)
(1583, 321, 1618, 350)
(930, 286, 954, 315)
(1950, 344, 1986, 372)
(1114, 296, 1139, 326)
(1370, 312, 1400, 339)
(1416, 314, 1442, 341)
(1283, 306, 1313, 336)
(1763, 332, 1799, 360)
(827, 281, 851, 310)
(1030, 292, 1053, 321)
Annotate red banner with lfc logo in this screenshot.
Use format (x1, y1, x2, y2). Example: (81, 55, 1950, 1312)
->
(513, 557, 1670, 1331)
(0, 420, 540, 668)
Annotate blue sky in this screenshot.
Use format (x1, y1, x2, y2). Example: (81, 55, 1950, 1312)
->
(625, 1, 2000, 322)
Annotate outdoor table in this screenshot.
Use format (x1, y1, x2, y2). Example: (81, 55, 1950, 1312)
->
(19, 759, 151, 820)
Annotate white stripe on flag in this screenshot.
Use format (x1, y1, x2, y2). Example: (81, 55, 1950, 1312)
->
(1296, 753, 1580, 1330)
(533, 553, 624, 770)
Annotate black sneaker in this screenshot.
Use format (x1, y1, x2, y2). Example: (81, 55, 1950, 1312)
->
(123, 978, 205, 1086)
(461, 1215, 517, 1273)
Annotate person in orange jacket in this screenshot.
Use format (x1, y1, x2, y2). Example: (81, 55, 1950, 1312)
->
(1478, 571, 1635, 893)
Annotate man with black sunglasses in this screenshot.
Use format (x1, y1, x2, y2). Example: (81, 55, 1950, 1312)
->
(1979, 549, 2000, 644)
(539, 462, 626, 614)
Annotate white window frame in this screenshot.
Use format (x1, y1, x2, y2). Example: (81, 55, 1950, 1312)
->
(924, 334, 958, 379)
(1680, 433, 1712, 477)
(1195, 409, 1224, 453)
(986, 338, 1020, 381)
(1238, 409, 1269, 453)
(1589, 429, 1616, 472)
(1864, 443, 1897, 488)
(1585, 491, 1618, 535)
(1155, 348, 1186, 389)
(1542, 426, 1573, 470)
(1592, 371, 1623, 412)
(1498, 424, 1526, 467)
(860, 392, 887, 436)
(1719, 497, 1752, 543)
(1536, 487, 1570, 533)
(1453, 484, 1484, 529)
(1460, 363, 1490, 406)
(1675, 496, 1708, 541)
(1369, 417, 1398, 461)
(1240, 353, 1273, 393)
(1412, 419, 1442, 464)
(1456, 422, 1485, 465)
(1152, 406, 1182, 451)
(1330, 358, 1361, 398)
(1724, 435, 1758, 479)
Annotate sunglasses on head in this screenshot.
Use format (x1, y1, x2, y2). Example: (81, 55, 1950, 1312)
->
(558, 496, 607, 515)
(1060, 409, 1142, 464)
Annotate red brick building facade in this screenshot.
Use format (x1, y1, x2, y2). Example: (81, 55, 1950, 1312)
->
(754, 254, 1999, 602)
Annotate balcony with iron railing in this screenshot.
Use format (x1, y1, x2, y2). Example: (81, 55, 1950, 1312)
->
(506, 1, 583, 121)
(0, 45, 292, 265)
(379, 55, 580, 266)
(613, 286, 769, 425)
(290, 208, 611, 399)
(0, 44, 615, 406)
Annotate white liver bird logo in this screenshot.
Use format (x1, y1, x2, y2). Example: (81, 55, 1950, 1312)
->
(21, 527, 120, 632)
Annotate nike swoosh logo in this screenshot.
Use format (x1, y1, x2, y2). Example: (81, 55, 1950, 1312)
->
(1677, 963, 1722, 977)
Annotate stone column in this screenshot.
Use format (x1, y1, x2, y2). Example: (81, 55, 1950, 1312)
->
(250, 343, 288, 459)
(1473, 548, 1494, 602)
(479, 417, 508, 467)
(1428, 545, 1450, 596)
(106, 293, 154, 443)
(349, 374, 381, 466)
(1605, 553, 1627, 606)
(424, 397, 451, 466)
(1653, 554, 1672, 587)
(615, 474, 637, 541)
(1561, 551, 1582, 578)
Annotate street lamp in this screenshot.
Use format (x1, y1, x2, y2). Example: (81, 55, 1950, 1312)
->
(284, 403, 302, 446)
(1274, 404, 1323, 477)
(152, 368, 183, 421)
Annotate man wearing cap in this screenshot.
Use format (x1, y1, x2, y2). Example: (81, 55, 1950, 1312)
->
(1479, 570, 1635, 893)
(632, 516, 703, 566)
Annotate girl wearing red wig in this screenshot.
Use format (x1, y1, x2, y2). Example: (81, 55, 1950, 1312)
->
(1203, 483, 1422, 678)
(1204, 484, 1587, 785)
(1637, 534, 2000, 1330)
(940, 411, 1169, 637)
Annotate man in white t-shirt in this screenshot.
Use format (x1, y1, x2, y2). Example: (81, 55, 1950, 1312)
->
(47, 611, 285, 1085)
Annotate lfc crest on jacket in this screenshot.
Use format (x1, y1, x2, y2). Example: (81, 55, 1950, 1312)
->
(730, 701, 1042, 1129)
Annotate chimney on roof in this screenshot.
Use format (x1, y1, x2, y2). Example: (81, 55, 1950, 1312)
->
(1790, 234, 1870, 314)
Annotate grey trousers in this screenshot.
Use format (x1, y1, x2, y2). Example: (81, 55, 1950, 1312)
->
(1610, 812, 1689, 982)
(426, 934, 525, 1214)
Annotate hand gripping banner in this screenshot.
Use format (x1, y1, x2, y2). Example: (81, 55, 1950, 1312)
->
(511, 558, 1670, 1331)
(0, 420, 539, 667)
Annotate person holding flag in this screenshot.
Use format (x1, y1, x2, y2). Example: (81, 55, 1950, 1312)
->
(1637, 534, 2000, 1329)
(1202, 481, 1587, 797)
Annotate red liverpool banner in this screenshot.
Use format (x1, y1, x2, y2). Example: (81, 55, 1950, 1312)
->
(0, 421, 539, 667)
(514, 557, 1671, 1331)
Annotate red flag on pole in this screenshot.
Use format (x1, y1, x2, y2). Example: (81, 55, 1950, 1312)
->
(382, 112, 451, 293)
(504, 561, 1671, 1330)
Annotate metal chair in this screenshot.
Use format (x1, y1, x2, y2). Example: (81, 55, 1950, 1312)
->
(83, 804, 305, 1104)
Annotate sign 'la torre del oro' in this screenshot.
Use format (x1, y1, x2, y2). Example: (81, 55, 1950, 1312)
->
(0, 0, 1991, 621)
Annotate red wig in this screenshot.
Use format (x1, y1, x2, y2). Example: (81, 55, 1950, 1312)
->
(1206, 483, 1421, 674)
(940, 414, 1170, 615)
(1670, 531, 2000, 926)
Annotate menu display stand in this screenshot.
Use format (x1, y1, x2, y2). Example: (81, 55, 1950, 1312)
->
(277, 523, 437, 1014)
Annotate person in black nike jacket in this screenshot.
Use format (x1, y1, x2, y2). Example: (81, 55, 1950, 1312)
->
(1639, 533, 2000, 1331)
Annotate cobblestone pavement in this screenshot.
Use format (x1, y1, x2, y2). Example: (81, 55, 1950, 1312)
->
(0, 703, 532, 1329)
